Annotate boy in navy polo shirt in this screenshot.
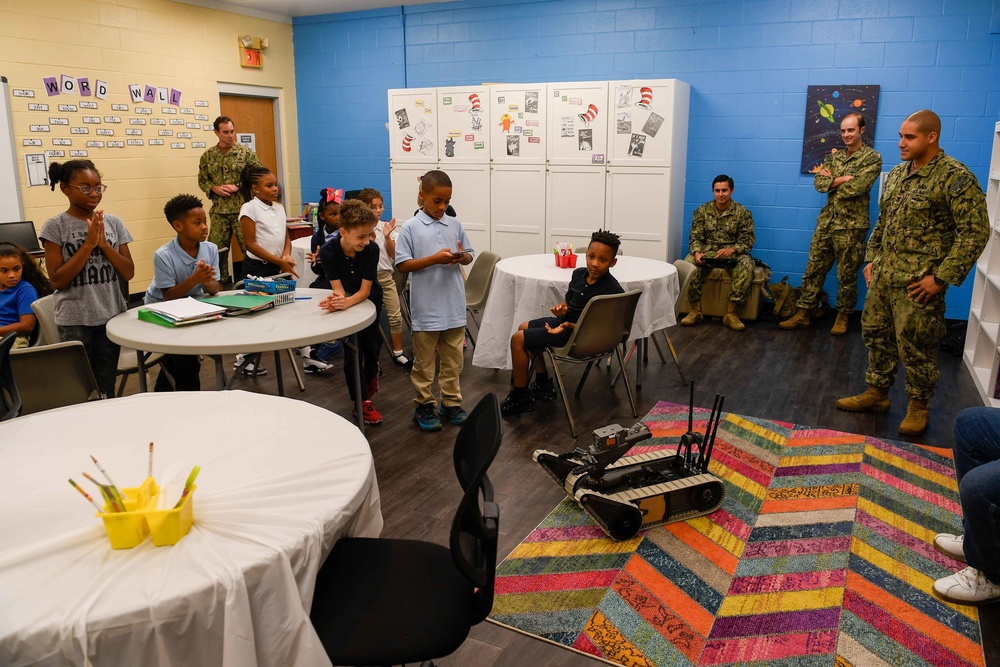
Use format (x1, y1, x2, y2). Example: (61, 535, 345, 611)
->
(144, 194, 221, 391)
(501, 229, 623, 416)
(319, 200, 384, 425)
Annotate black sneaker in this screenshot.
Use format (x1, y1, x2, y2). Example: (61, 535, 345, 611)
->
(500, 390, 536, 416)
(529, 379, 557, 402)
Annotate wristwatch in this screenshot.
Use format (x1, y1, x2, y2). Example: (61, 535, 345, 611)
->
(933, 275, 946, 287)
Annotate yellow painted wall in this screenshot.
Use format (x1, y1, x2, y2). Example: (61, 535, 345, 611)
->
(0, 0, 301, 292)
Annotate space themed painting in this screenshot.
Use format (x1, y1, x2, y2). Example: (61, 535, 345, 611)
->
(800, 85, 880, 174)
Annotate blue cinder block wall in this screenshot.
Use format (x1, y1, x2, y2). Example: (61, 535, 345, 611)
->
(293, 0, 1000, 318)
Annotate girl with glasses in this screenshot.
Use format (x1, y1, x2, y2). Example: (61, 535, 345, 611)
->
(40, 160, 134, 397)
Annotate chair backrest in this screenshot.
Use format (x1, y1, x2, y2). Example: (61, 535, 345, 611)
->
(672, 259, 698, 319)
(555, 291, 642, 360)
(30, 295, 59, 347)
(449, 393, 502, 623)
(465, 251, 500, 311)
(10, 341, 102, 414)
(0, 332, 22, 420)
(392, 267, 408, 296)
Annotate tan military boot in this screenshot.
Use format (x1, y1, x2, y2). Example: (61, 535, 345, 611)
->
(680, 301, 703, 326)
(722, 302, 745, 331)
(830, 312, 849, 336)
(898, 399, 929, 436)
(836, 385, 890, 412)
(778, 308, 810, 330)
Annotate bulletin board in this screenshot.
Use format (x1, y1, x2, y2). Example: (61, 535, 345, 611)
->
(0, 77, 25, 223)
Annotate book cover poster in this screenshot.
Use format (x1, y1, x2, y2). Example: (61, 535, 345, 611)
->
(800, 85, 880, 174)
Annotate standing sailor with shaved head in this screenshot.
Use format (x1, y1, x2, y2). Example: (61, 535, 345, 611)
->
(837, 110, 988, 436)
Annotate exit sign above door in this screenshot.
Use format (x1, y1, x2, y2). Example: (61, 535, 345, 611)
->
(240, 46, 262, 68)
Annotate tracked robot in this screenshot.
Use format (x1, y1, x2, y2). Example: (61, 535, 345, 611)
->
(533, 384, 727, 540)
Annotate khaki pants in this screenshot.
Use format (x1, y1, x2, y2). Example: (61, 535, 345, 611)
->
(377, 269, 403, 335)
(411, 327, 464, 408)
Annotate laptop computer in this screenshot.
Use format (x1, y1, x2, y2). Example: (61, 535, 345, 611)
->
(0, 221, 44, 258)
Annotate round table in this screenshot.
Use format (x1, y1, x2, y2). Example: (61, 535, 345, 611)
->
(107, 289, 376, 430)
(0, 391, 382, 667)
(471, 254, 679, 371)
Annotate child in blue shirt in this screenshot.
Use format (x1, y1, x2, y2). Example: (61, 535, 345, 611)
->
(144, 194, 221, 390)
(395, 170, 474, 431)
(0, 242, 52, 348)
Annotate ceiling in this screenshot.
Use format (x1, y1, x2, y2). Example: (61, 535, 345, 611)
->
(173, 0, 452, 23)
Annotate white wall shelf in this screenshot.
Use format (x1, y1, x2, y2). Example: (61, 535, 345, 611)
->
(964, 120, 1000, 407)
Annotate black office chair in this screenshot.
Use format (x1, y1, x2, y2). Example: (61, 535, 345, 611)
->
(310, 393, 503, 666)
(0, 332, 22, 420)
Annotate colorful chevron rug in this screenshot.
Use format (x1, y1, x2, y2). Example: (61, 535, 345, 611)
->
(490, 401, 984, 666)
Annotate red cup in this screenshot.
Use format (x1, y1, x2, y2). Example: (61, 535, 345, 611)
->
(554, 254, 560, 266)
(568, 253, 578, 268)
(558, 254, 570, 268)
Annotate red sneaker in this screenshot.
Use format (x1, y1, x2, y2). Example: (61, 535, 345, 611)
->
(360, 400, 382, 425)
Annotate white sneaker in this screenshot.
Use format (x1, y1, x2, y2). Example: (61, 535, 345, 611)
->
(934, 533, 966, 562)
(303, 356, 333, 373)
(234, 354, 267, 376)
(933, 566, 1000, 605)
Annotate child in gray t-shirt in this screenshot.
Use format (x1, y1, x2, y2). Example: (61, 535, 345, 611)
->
(39, 160, 135, 397)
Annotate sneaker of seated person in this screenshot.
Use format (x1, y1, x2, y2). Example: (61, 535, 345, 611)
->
(933, 533, 966, 562)
(303, 354, 333, 374)
(933, 566, 1000, 605)
(529, 377, 557, 402)
(501, 387, 536, 416)
(234, 353, 267, 376)
(316, 341, 342, 361)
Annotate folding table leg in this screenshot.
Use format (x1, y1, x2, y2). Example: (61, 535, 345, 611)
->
(273, 350, 284, 397)
(343, 334, 365, 433)
(136, 349, 148, 393)
(212, 355, 228, 390)
(286, 349, 305, 392)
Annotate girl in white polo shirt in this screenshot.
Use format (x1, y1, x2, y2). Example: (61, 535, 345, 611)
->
(238, 165, 297, 279)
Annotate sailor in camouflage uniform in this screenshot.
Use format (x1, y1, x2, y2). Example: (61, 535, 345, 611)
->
(780, 113, 882, 335)
(681, 175, 756, 332)
(197, 116, 261, 283)
(837, 110, 988, 436)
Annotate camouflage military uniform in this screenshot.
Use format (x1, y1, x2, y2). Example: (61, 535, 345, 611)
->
(197, 143, 261, 281)
(685, 200, 756, 304)
(798, 144, 882, 313)
(862, 151, 988, 400)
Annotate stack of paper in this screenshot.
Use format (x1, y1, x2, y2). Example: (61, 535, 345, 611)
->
(139, 297, 227, 327)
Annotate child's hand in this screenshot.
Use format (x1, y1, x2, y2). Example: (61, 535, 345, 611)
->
(550, 303, 568, 317)
(193, 259, 214, 284)
(435, 248, 459, 265)
(319, 293, 346, 312)
(278, 255, 299, 278)
(384, 218, 396, 238)
(545, 321, 575, 336)
(305, 248, 318, 265)
(85, 211, 106, 249)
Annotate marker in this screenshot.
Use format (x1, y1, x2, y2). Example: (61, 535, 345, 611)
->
(69, 479, 103, 512)
(294, 296, 312, 300)
(174, 466, 201, 508)
(148, 442, 154, 478)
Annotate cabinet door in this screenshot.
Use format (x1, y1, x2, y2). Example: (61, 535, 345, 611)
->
(388, 88, 438, 162)
(546, 165, 606, 254)
(606, 166, 671, 262)
(444, 164, 491, 253)
(437, 86, 490, 164)
(489, 84, 547, 164)
(389, 162, 434, 222)
(606, 79, 680, 168)
(546, 81, 609, 166)
(490, 164, 546, 258)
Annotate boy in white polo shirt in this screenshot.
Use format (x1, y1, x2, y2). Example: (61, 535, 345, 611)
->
(144, 194, 221, 390)
(395, 170, 474, 432)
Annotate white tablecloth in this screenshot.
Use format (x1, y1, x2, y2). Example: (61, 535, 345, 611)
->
(0, 392, 382, 667)
(472, 254, 679, 370)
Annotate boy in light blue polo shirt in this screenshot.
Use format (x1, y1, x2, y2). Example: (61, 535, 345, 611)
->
(395, 170, 474, 431)
(144, 194, 221, 391)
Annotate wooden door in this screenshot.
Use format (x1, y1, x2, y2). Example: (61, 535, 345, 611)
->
(218, 95, 278, 263)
